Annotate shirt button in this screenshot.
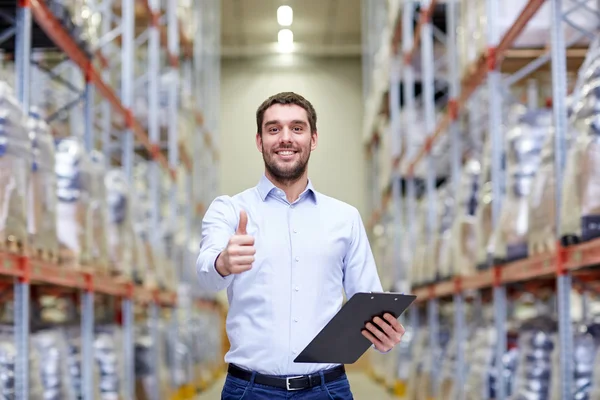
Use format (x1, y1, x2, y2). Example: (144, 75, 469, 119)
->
(295, 287, 299, 291)
(293, 228, 297, 233)
(295, 257, 299, 262)
(290, 204, 295, 209)
(294, 318, 298, 322)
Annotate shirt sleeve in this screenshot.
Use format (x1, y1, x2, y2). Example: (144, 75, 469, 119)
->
(342, 207, 384, 300)
(195, 195, 238, 292)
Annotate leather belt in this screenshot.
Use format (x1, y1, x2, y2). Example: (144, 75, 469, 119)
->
(227, 363, 346, 391)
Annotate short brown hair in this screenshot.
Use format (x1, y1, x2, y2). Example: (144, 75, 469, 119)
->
(256, 92, 317, 135)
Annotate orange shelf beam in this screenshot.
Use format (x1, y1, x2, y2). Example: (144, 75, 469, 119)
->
(412, 238, 600, 303)
(0, 252, 177, 307)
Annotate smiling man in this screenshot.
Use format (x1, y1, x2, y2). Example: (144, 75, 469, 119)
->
(196, 92, 405, 399)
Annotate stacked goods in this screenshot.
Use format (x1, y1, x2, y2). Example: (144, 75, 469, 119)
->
(550, 320, 600, 400)
(560, 42, 600, 244)
(474, 103, 527, 270)
(411, 200, 429, 287)
(105, 169, 133, 280)
(457, 0, 599, 77)
(404, 327, 429, 400)
(55, 137, 93, 268)
(434, 184, 455, 282)
(0, 82, 31, 254)
(30, 329, 70, 400)
(94, 325, 125, 400)
(27, 108, 59, 261)
(511, 316, 556, 400)
(450, 157, 481, 277)
(492, 109, 553, 263)
(87, 151, 109, 273)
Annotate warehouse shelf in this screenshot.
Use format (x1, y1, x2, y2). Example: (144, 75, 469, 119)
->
(363, 0, 600, 398)
(0, 0, 222, 399)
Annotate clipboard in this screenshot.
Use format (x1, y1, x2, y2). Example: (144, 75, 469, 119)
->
(293, 292, 416, 365)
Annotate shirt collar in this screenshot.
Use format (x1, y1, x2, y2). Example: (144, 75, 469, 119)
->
(257, 174, 318, 204)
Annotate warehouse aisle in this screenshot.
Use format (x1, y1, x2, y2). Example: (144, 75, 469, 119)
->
(197, 372, 396, 399)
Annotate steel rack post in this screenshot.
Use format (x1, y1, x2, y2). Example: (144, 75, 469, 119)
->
(120, 0, 136, 398)
(148, 0, 161, 250)
(419, 0, 440, 397)
(167, 0, 180, 390)
(549, 0, 573, 397)
(121, 0, 135, 181)
(81, 281, 95, 400)
(14, 2, 31, 399)
(484, 0, 507, 397)
(100, 0, 113, 166)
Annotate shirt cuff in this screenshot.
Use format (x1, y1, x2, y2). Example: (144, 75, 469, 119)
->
(372, 344, 392, 354)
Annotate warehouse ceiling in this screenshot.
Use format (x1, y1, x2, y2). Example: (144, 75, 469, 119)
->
(220, 0, 362, 57)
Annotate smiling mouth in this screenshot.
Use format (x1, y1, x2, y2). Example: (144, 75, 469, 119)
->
(276, 150, 297, 156)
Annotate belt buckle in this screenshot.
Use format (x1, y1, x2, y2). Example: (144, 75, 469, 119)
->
(285, 376, 305, 391)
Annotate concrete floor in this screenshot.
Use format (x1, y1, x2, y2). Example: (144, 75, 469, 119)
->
(196, 371, 397, 399)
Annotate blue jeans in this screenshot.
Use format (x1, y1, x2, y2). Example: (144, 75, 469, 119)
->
(220, 370, 354, 399)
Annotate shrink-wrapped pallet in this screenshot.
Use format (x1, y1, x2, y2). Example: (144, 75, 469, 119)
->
(457, 0, 599, 76)
(550, 321, 600, 400)
(105, 169, 133, 279)
(30, 329, 71, 400)
(0, 82, 31, 253)
(411, 200, 429, 287)
(511, 317, 557, 400)
(435, 185, 455, 281)
(450, 157, 480, 277)
(474, 104, 527, 270)
(492, 109, 552, 263)
(27, 108, 58, 261)
(94, 325, 126, 400)
(87, 150, 109, 272)
(55, 137, 92, 267)
(561, 48, 600, 244)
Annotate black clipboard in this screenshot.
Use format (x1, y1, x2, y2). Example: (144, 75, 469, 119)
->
(293, 292, 417, 364)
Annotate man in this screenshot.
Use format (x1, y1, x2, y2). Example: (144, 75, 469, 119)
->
(196, 92, 405, 399)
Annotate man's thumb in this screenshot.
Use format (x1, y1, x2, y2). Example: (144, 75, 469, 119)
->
(237, 210, 248, 234)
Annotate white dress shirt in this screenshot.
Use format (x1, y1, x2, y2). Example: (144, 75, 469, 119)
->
(196, 175, 384, 375)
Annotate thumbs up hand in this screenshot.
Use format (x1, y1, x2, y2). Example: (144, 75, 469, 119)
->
(215, 210, 256, 277)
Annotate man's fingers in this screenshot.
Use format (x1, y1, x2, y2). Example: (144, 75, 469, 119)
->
(230, 234, 255, 246)
(232, 256, 255, 265)
(236, 210, 249, 234)
(229, 243, 256, 256)
(384, 313, 405, 334)
(373, 317, 396, 338)
(361, 330, 387, 352)
(366, 323, 394, 348)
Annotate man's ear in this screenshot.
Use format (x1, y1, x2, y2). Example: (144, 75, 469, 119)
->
(310, 131, 318, 151)
(256, 133, 263, 153)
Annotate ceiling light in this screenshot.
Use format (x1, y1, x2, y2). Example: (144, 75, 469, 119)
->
(277, 28, 294, 53)
(277, 5, 293, 26)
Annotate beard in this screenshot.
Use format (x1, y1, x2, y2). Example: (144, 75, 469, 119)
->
(262, 143, 311, 184)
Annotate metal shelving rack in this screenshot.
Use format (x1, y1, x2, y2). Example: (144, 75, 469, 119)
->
(0, 1, 222, 399)
(363, 0, 600, 398)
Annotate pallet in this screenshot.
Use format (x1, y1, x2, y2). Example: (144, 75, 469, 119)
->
(0, 235, 27, 255)
(31, 247, 59, 264)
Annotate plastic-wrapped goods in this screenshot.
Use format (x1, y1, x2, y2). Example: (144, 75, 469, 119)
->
(0, 327, 16, 399)
(0, 82, 31, 253)
(87, 150, 109, 272)
(30, 330, 70, 400)
(410, 200, 429, 288)
(560, 65, 600, 244)
(27, 108, 59, 261)
(63, 327, 102, 400)
(550, 321, 600, 400)
(457, 0, 598, 76)
(511, 316, 557, 400)
(492, 109, 553, 263)
(134, 322, 170, 400)
(591, 332, 600, 400)
(55, 137, 93, 267)
(405, 327, 429, 400)
(94, 326, 125, 400)
(434, 185, 455, 281)
(105, 169, 133, 279)
(450, 157, 481, 277)
(474, 103, 527, 270)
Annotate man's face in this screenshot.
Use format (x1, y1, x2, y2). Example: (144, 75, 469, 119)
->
(256, 104, 317, 183)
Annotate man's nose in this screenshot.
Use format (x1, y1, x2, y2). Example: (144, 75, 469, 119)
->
(280, 127, 292, 141)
